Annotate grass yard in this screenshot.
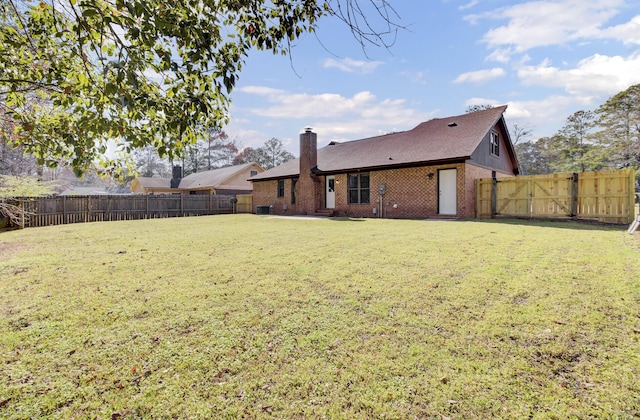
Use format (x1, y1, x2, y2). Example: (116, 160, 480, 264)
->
(1, 215, 639, 418)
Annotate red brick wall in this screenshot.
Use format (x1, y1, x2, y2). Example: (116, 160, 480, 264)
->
(252, 163, 505, 218)
(298, 131, 319, 215)
(327, 164, 465, 218)
(252, 179, 298, 215)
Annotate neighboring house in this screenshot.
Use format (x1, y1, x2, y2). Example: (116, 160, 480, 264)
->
(131, 162, 264, 195)
(249, 106, 519, 218)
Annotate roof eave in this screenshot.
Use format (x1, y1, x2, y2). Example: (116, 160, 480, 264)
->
(312, 157, 470, 176)
(250, 173, 300, 182)
(496, 114, 521, 175)
(251, 157, 470, 181)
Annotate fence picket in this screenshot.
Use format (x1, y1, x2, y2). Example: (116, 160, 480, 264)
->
(477, 169, 636, 224)
(2, 194, 247, 229)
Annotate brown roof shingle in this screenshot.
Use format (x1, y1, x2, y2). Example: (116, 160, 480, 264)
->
(251, 106, 509, 180)
(178, 162, 256, 189)
(134, 162, 261, 191)
(134, 177, 172, 189)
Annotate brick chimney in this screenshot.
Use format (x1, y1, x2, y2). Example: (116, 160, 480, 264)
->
(297, 128, 320, 214)
(299, 127, 317, 176)
(170, 165, 183, 188)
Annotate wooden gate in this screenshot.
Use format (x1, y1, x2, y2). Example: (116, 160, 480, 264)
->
(235, 194, 253, 213)
(476, 169, 636, 224)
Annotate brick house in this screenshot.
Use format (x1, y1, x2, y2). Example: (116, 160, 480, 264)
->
(249, 106, 519, 218)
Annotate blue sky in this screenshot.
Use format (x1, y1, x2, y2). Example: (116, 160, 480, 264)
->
(224, 0, 640, 156)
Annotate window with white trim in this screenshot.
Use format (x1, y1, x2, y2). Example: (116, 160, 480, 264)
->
(490, 132, 500, 156)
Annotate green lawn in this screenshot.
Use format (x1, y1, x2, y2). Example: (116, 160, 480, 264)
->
(1, 215, 639, 418)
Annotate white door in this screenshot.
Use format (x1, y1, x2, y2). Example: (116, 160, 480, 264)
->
(438, 169, 457, 215)
(326, 176, 335, 209)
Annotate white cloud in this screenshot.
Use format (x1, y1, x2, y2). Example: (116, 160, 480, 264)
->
(453, 68, 506, 83)
(465, 97, 502, 108)
(485, 48, 515, 64)
(236, 86, 285, 96)
(517, 53, 640, 98)
(459, 0, 479, 11)
(399, 70, 427, 85)
(504, 96, 581, 135)
(463, 96, 584, 138)
(599, 14, 640, 45)
(248, 90, 378, 119)
(469, 0, 631, 61)
(322, 57, 384, 74)
(229, 86, 437, 148)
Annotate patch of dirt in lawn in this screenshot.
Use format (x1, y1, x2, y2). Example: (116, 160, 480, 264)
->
(0, 241, 31, 261)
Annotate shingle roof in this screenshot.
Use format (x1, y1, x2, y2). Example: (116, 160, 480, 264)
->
(250, 106, 510, 181)
(134, 162, 259, 190)
(134, 177, 171, 189)
(178, 162, 256, 189)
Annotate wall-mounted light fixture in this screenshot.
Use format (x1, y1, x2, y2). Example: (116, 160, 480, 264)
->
(427, 173, 434, 180)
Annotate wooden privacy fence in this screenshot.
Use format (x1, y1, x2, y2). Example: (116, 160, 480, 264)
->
(476, 169, 636, 224)
(235, 194, 253, 214)
(1, 194, 253, 229)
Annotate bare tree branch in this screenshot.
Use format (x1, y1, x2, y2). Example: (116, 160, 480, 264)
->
(327, 0, 404, 55)
(0, 200, 31, 228)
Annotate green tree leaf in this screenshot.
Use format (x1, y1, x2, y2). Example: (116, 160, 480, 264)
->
(1, 0, 401, 178)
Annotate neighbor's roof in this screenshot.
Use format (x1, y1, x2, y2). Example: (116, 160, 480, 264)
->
(134, 162, 261, 190)
(250, 106, 511, 181)
(179, 162, 258, 189)
(134, 177, 171, 189)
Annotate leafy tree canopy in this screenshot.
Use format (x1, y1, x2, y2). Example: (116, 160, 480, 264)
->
(250, 137, 294, 170)
(465, 104, 493, 113)
(515, 84, 639, 176)
(594, 84, 640, 170)
(0, 0, 399, 178)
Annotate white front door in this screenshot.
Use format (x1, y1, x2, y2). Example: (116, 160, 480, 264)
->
(326, 176, 335, 209)
(438, 169, 457, 215)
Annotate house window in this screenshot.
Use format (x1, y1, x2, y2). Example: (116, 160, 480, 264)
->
(277, 179, 285, 197)
(250, 170, 258, 177)
(291, 178, 298, 204)
(348, 173, 370, 204)
(490, 132, 500, 156)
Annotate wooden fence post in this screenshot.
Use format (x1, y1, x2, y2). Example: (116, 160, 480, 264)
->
(570, 173, 579, 218)
(630, 169, 637, 224)
(491, 176, 497, 217)
(62, 196, 67, 224)
(19, 199, 25, 229)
